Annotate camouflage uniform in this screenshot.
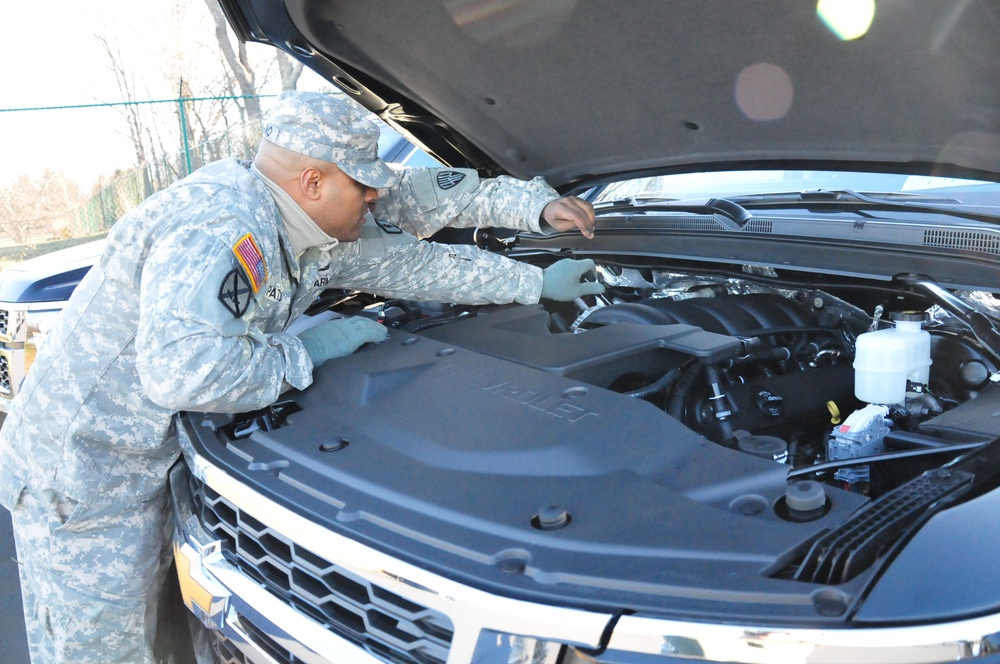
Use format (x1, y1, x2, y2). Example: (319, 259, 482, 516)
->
(0, 91, 557, 663)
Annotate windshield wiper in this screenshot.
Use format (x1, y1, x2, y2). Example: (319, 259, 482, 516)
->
(734, 189, 964, 205)
(723, 188, 1000, 224)
(594, 188, 1000, 228)
(595, 196, 753, 229)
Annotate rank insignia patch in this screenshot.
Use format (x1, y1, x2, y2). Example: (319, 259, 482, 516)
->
(232, 233, 267, 293)
(436, 170, 466, 190)
(219, 268, 253, 318)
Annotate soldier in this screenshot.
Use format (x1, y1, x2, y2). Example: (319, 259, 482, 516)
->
(0, 90, 603, 662)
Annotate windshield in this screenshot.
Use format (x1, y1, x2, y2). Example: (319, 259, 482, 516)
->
(592, 170, 999, 205)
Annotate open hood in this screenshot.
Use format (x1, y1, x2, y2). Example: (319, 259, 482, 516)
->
(221, 0, 1000, 189)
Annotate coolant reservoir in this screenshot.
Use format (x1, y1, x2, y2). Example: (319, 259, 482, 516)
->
(853, 312, 931, 404)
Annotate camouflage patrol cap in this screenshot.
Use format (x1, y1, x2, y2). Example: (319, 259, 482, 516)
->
(262, 90, 399, 188)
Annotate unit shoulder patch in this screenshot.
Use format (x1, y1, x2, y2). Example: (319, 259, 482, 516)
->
(218, 268, 252, 318)
(435, 170, 466, 191)
(231, 233, 267, 293)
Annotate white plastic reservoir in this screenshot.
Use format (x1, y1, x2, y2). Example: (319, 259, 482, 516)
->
(854, 313, 932, 404)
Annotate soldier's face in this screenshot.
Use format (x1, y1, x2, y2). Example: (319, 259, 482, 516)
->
(314, 165, 378, 241)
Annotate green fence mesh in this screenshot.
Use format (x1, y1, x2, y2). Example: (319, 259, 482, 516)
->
(60, 118, 263, 238)
(1, 96, 272, 255)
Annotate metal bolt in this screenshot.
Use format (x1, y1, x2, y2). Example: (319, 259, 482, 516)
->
(535, 505, 571, 531)
(499, 558, 526, 574)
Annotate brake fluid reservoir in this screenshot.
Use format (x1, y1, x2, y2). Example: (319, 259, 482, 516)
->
(853, 312, 931, 404)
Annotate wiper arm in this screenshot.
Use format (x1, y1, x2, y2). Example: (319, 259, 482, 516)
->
(595, 195, 680, 207)
(595, 196, 753, 229)
(817, 189, 962, 205)
(726, 188, 1000, 224)
(734, 189, 964, 206)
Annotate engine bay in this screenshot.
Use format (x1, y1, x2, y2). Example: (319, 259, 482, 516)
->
(330, 260, 1000, 504)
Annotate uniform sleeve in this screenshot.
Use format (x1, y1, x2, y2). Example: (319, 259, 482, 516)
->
(373, 167, 558, 239)
(135, 226, 314, 413)
(327, 226, 543, 305)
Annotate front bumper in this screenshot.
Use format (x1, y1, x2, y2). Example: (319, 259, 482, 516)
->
(167, 458, 610, 664)
(169, 457, 1000, 664)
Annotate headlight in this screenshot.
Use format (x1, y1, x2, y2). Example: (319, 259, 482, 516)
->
(17, 309, 61, 384)
(24, 309, 63, 361)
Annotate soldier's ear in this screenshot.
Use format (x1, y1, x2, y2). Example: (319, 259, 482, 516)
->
(300, 167, 323, 200)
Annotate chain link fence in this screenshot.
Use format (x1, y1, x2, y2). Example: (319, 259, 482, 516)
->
(1, 95, 274, 261)
(65, 118, 262, 238)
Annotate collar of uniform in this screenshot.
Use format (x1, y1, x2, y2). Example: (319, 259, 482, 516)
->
(251, 163, 340, 258)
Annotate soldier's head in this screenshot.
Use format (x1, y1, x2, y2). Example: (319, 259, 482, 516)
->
(253, 90, 399, 241)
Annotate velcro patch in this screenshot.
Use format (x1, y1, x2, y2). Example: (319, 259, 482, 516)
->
(218, 268, 252, 318)
(232, 233, 267, 293)
(436, 170, 466, 190)
(375, 218, 402, 234)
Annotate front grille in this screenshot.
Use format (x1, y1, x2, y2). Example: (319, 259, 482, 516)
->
(210, 632, 249, 664)
(0, 354, 10, 393)
(189, 474, 453, 664)
(0, 308, 7, 338)
(207, 616, 310, 664)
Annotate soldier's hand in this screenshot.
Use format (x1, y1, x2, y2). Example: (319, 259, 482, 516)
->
(541, 196, 596, 239)
(540, 259, 605, 301)
(298, 317, 388, 366)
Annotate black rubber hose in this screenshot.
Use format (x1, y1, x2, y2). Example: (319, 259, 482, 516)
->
(623, 367, 683, 399)
(666, 364, 702, 420)
(400, 311, 476, 333)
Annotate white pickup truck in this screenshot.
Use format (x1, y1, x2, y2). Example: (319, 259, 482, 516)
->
(0, 239, 106, 412)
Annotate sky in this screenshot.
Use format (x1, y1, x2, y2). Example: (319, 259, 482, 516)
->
(0, 0, 325, 190)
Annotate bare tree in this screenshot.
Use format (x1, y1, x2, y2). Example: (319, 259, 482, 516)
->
(203, 0, 262, 122)
(94, 0, 299, 176)
(97, 35, 156, 171)
(277, 51, 304, 91)
(27, 0, 310, 247)
(0, 171, 84, 249)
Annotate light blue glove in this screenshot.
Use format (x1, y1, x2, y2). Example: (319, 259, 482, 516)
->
(298, 317, 388, 366)
(540, 259, 606, 301)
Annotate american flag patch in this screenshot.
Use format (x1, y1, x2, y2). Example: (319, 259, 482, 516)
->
(232, 233, 267, 293)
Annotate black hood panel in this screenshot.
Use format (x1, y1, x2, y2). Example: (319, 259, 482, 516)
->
(224, 0, 1000, 186)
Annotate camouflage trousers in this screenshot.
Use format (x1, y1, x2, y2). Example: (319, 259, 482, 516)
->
(9, 485, 177, 663)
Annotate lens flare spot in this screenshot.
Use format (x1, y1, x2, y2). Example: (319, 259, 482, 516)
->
(817, 0, 876, 40)
(734, 63, 794, 122)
